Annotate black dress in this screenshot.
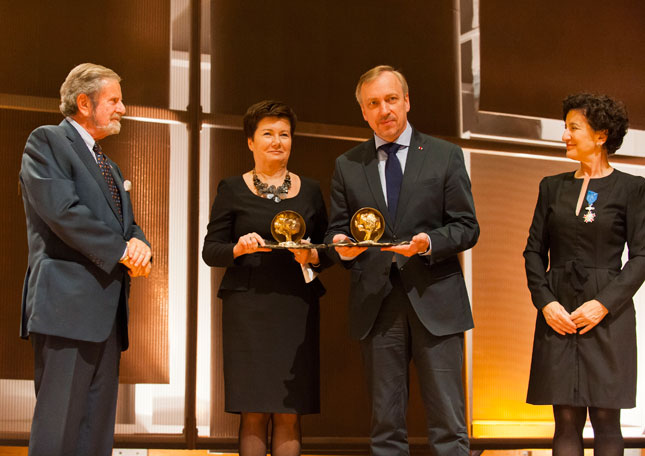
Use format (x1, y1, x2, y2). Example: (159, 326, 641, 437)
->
(524, 169, 645, 408)
(202, 175, 330, 414)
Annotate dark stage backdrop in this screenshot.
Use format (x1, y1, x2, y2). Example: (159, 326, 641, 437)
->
(211, 1, 463, 137)
(480, 0, 645, 129)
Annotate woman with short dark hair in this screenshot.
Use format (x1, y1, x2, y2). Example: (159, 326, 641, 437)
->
(524, 93, 645, 455)
(203, 100, 331, 456)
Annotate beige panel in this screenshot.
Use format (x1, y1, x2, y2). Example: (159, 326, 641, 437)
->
(470, 152, 575, 428)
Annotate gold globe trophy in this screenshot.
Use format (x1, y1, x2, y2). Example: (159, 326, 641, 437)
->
(351, 208, 386, 243)
(330, 207, 409, 247)
(267, 210, 322, 249)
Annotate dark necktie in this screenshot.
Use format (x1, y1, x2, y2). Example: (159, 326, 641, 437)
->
(382, 142, 403, 219)
(94, 143, 123, 221)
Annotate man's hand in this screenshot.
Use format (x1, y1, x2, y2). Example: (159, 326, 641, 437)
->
(120, 256, 152, 278)
(333, 234, 367, 259)
(126, 238, 152, 267)
(127, 261, 152, 278)
(381, 233, 430, 257)
(571, 299, 608, 334)
(542, 301, 577, 335)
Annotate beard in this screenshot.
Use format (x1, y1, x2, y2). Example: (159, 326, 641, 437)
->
(103, 119, 122, 135)
(91, 114, 122, 137)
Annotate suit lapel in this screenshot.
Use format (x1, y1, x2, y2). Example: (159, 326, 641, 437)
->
(360, 139, 394, 235)
(62, 120, 124, 229)
(394, 129, 428, 230)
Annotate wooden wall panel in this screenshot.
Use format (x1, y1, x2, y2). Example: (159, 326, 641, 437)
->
(103, 119, 171, 384)
(470, 152, 576, 423)
(0, 1, 170, 108)
(0, 110, 43, 380)
(0, 110, 169, 384)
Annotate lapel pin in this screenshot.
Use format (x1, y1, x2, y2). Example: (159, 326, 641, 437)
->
(418, 146, 423, 150)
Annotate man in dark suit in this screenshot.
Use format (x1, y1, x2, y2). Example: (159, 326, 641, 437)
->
(326, 65, 478, 456)
(19, 63, 152, 456)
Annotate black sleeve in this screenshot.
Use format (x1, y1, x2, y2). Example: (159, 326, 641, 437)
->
(596, 176, 645, 313)
(523, 177, 557, 309)
(202, 179, 237, 267)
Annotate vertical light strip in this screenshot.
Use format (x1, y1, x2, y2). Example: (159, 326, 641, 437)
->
(196, 126, 212, 435)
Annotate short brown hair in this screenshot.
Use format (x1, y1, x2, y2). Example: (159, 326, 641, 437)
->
(59, 63, 121, 117)
(355, 65, 409, 105)
(243, 100, 297, 138)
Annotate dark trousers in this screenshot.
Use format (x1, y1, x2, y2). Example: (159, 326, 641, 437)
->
(360, 266, 469, 456)
(28, 321, 121, 456)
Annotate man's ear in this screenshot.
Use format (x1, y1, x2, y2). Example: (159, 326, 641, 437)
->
(76, 93, 92, 117)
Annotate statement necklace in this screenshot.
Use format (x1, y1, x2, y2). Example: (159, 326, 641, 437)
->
(252, 169, 291, 203)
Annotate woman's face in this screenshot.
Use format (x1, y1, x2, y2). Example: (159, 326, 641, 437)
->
(562, 109, 606, 161)
(248, 116, 292, 169)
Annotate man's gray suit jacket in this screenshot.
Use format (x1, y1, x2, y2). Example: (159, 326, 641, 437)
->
(19, 119, 148, 350)
(325, 129, 479, 340)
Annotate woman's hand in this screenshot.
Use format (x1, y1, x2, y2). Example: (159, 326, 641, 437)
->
(571, 299, 608, 334)
(289, 240, 319, 266)
(233, 232, 271, 258)
(542, 301, 577, 335)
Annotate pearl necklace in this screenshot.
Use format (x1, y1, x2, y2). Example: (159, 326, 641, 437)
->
(252, 169, 291, 203)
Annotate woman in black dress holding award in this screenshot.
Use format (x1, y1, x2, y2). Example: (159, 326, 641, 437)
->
(524, 93, 645, 455)
(202, 101, 330, 456)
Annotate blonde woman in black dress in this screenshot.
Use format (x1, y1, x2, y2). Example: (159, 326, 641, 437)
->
(524, 93, 645, 455)
(202, 101, 331, 456)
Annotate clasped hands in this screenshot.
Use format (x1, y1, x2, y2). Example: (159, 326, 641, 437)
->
(233, 232, 319, 265)
(542, 299, 608, 335)
(120, 238, 152, 278)
(332, 233, 430, 258)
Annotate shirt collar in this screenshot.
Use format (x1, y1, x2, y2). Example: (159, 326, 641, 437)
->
(66, 117, 96, 152)
(374, 122, 412, 151)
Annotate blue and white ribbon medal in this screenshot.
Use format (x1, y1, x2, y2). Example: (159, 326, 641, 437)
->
(583, 190, 598, 223)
